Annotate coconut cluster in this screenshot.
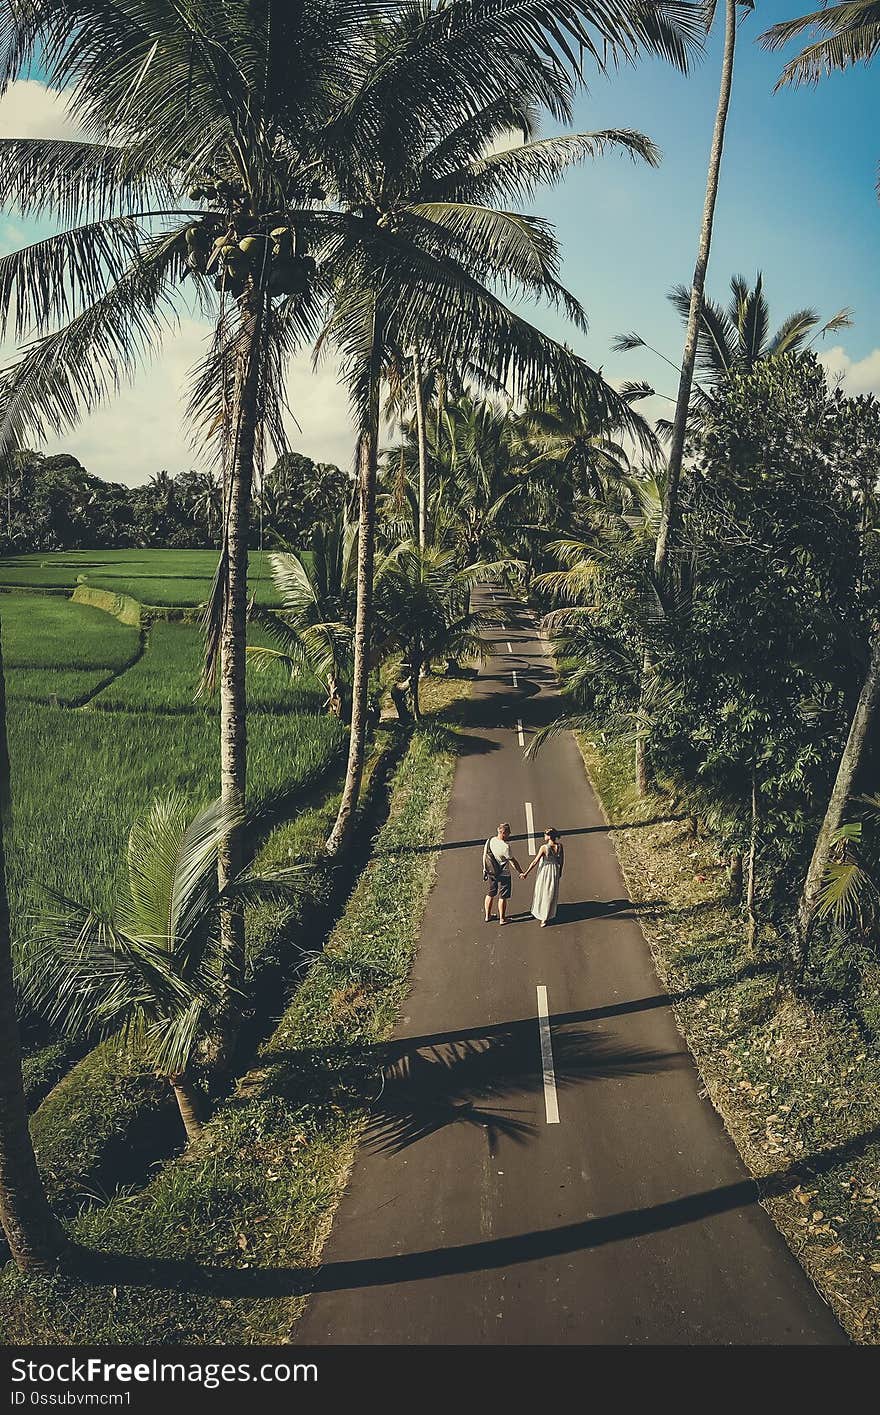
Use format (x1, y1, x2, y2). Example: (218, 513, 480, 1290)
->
(184, 220, 317, 300)
(183, 172, 321, 300)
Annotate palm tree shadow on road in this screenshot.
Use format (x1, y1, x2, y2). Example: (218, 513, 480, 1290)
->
(363, 1024, 683, 1155)
(68, 1120, 879, 1307)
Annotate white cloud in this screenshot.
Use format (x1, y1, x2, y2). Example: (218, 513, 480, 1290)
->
(0, 78, 86, 141)
(819, 345, 880, 398)
(0, 83, 356, 481)
(41, 318, 357, 485)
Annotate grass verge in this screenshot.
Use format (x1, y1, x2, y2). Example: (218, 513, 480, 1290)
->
(0, 723, 459, 1343)
(578, 729, 880, 1345)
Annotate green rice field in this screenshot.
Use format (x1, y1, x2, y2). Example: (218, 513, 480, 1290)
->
(1, 594, 142, 705)
(6, 703, 345, 927)
(89, 620, 324, 715)
(0, 580, 344, 1004)
(1, 594, 139, 669)
(0, 549, 284, 606)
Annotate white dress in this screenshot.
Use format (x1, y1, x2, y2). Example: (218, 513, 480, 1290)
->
(531, 848, 561, 923)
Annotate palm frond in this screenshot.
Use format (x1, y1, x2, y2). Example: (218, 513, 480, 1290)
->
(816, 859, 876, 925)
(422, 129, 660, 207)
(761, 2, 880, 84)
(0, 136, 177, 224)
(767, 307, 820, 356)
(0, 221, 187, 452)
(611, 331, 646, 353)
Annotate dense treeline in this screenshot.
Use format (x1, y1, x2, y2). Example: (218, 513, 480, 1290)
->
(0, 450, 349, 553)
(530, 354, 880, 988)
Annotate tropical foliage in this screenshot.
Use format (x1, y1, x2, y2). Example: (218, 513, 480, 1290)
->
(22, 794, 304, 1142)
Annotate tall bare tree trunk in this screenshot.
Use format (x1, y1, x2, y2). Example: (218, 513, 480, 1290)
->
(728, 850, 743, 901)
(635, 641, 654, 796)
(654, 0, 737, 582)
(215, 292, 262, 1064)
(635, 726, 649, 796)
(746, 770, 758, 950)
(0, 630, 67, 1272)
(410, 648, 422, 722)
(170, 1073, 204, 1145)
(413, 345, 428, 550)
(798, 632, 880, 970)
(327, 306, 382, 856)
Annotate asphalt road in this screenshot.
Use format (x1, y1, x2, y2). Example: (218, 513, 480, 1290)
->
(295, 589, 845, 1345)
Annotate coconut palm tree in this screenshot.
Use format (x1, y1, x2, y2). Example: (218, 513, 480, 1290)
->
(666, 273, 853, 384)
(437, 395, 524, 560)
(314, 1, 703, 855)
(656, 0, 751, 585)
(616, 274, 853, 445)
(374, 542, 500, 719)
(618, 273, 852, 387)
(384, 344, 447, 550)
(0, 630, 68, 1272)
(507, 388, 657, 571)
(248, 516, 358, 719)
(193, 471, 222, 545)
(23, 793, 303, 1143)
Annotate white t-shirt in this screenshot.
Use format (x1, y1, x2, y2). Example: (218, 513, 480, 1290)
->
(488, 836, 511, 873)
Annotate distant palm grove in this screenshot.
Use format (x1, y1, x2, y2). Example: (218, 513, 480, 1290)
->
(0, 0, 879, 1347)
(0, 450, 350, 552)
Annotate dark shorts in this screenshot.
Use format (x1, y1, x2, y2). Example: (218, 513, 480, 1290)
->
(486, 872, 511, 900)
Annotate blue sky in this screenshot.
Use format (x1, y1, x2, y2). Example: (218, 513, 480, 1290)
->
(0, 3, 878, 482)
(539, 0, 880, 411)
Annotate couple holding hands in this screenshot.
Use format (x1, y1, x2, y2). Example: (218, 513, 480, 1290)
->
(482, 821, 564, 928)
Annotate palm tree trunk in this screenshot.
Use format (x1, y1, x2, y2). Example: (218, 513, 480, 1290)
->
(169, 1073, 204, 1145)
(436, 370, 447, 468)
(728, 850, 743, 901)
(411, 648, 422, 721)
(798, 631, 880, 971)
(746, 770, 758, 950)
(215, 290, 263, 1063)
(635, 728, 649, 796)
(0, 630, 67, 1272)
(654, 0, 737, 582)
(327, 674, 345, 720)
(413, 345, 429, 550)
(326, 306, 382, 856)
(635, 646, 652, 795)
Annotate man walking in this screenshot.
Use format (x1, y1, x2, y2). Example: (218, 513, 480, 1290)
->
(483, 822, 525, 925)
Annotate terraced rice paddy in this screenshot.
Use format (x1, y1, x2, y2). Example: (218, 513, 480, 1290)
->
(0, 565, 344, 1027)
(0, 549, 284, 606)
(90, 620, 324, 715)
(2, 594, 141, 705)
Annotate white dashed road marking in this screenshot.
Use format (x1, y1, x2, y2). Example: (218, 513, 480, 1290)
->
(536, 985, 560, 1124)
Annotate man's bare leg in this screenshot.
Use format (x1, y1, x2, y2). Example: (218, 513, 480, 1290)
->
(499, 896, 508, 925)
(484, 893, 495, 921)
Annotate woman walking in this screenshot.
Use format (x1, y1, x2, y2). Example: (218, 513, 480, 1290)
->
(523, 829, 564, 926)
